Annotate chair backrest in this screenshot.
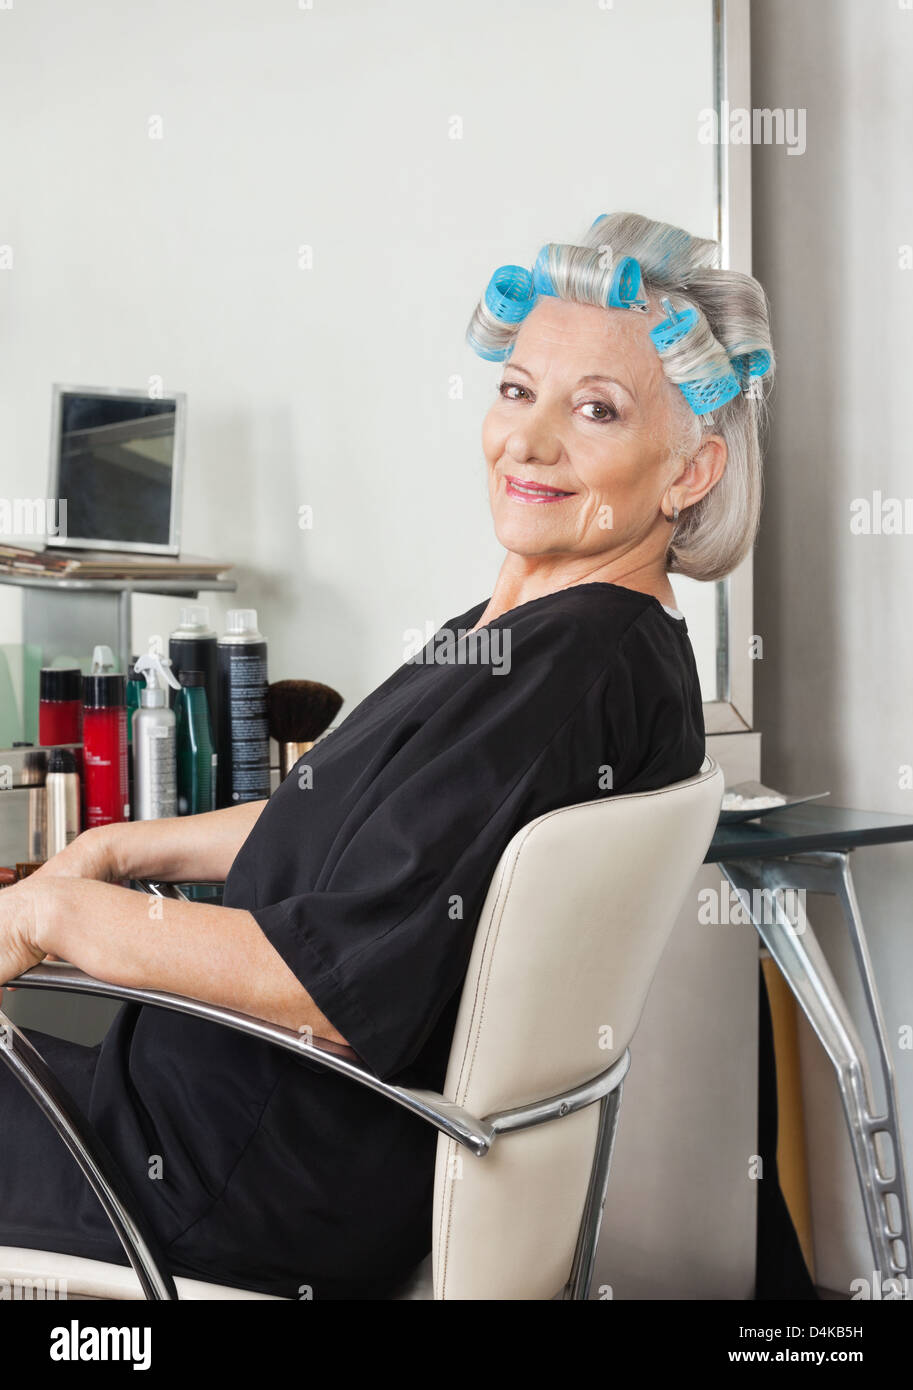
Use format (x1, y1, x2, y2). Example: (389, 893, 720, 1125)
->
(431, 755, 724, 1299)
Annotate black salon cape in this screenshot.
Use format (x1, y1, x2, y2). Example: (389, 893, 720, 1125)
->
(0, 584, 705, 1298)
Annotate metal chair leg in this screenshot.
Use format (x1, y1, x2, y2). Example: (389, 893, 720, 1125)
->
(0, 1009, 178, 1300)
(563, 1077, 626, 1300)
(720, 853, 911, 1287)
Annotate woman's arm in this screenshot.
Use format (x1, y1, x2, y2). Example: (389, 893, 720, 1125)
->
(2, 874, 349, 1048)
(106, 801, 269, 882)
(32, 800, 268, 886)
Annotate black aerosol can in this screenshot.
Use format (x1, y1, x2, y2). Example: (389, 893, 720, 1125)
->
(168, 605, 219, 735)
(216, 608, 270, 806)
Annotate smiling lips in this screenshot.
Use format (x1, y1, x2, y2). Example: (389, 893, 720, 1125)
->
(504, 475, 576, 504)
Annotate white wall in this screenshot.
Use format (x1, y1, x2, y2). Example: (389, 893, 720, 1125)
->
(0, 0, 720, 716)
(752, 0, 913, 1295)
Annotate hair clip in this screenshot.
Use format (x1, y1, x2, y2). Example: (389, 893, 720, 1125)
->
(732, 349, 772, 394)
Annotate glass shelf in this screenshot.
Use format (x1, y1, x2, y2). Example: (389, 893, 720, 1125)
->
(0, 572, 237, 595)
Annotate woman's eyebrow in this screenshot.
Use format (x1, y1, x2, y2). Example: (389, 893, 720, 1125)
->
(505, 363, 636, 402)
(579, 373, 637, 402)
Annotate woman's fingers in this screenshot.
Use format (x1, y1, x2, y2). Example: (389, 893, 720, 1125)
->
(0, 879, 48, 988)
(1, 871, 19, 989)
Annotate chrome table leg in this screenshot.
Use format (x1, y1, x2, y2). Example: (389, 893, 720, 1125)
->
(719, 851, 910, 1288)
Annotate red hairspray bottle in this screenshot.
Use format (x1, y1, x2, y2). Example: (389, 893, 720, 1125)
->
(39, 668, 83, 745)
(82, 646, 129, 828)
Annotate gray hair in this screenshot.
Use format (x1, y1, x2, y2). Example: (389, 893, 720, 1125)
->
(466, 212, 775, 582)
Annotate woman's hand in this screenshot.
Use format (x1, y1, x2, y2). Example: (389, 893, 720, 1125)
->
(0, 877, 48, 987)
(27, 801, 268, 891)
(16, 831, 119, 968)
(30, 825, 121, 885)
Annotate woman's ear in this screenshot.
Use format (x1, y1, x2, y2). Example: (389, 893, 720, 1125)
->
(665, 434, 728, 513)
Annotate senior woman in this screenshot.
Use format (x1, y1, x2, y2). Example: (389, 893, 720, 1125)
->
(0, 211, 773, 1299)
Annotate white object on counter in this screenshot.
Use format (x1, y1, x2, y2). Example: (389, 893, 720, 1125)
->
(720, 792, 787, 811)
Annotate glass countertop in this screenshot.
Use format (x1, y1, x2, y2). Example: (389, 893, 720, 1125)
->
(707, 802, 913, 861)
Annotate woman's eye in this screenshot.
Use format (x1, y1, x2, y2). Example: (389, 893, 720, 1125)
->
(580, 400, 619, 423)
(497, 382, 619, 422)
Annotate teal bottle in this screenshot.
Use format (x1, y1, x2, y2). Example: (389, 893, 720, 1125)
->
(174, 670, 217, 816)
(125, 657, 143, 821)
(125, 659, 143, 745)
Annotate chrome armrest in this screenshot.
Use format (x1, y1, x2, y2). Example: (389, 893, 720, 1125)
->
(13, 962, 495, 1156)
(11, 961, 630, 1157)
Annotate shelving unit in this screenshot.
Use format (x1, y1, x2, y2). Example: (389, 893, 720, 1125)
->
(0, 569, 237, 743)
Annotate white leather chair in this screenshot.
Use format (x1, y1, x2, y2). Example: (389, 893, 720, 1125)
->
(0, 755, 723, 1300)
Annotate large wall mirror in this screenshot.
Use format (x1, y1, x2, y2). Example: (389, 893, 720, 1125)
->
(1, 0, 752, 734)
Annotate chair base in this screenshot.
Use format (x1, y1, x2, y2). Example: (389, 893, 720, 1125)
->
(0, 1245, 285, 1301)
(0, 1244, 437, 1301)
(0, 1247, 571, 1300)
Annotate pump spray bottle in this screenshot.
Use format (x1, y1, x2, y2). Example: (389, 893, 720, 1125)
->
(133, 643, 182, 820)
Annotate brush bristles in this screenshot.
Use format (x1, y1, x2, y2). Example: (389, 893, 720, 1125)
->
(267, 680, 343, 744)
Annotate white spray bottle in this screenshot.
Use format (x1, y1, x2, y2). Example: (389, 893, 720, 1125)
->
(133, 642, 182, 820)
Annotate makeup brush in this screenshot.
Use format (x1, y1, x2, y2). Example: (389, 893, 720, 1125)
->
(267, 680, 344, 780)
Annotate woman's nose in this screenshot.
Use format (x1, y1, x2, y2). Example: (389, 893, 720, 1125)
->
(504, 410, 564, 467)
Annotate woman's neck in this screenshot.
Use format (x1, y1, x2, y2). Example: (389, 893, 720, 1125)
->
(472, 554, 678, 631)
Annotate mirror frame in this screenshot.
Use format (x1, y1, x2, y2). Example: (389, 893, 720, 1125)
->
(45, 382, 186, 558)
(705, 0, 754, 735)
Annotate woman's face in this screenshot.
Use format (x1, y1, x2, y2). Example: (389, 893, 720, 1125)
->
(481, 296, 702, 563)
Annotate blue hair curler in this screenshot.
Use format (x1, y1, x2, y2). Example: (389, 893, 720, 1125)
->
(607, 256, 647, 311)
(679, 375, 742, 415)
(533, 244, 647, 313)
(470, 339, 513, 363)
(531, 245, 557, 298)
(649, 299, 699, 351)
(650, 298, 741, 416)
(484, 264, 536, 324)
